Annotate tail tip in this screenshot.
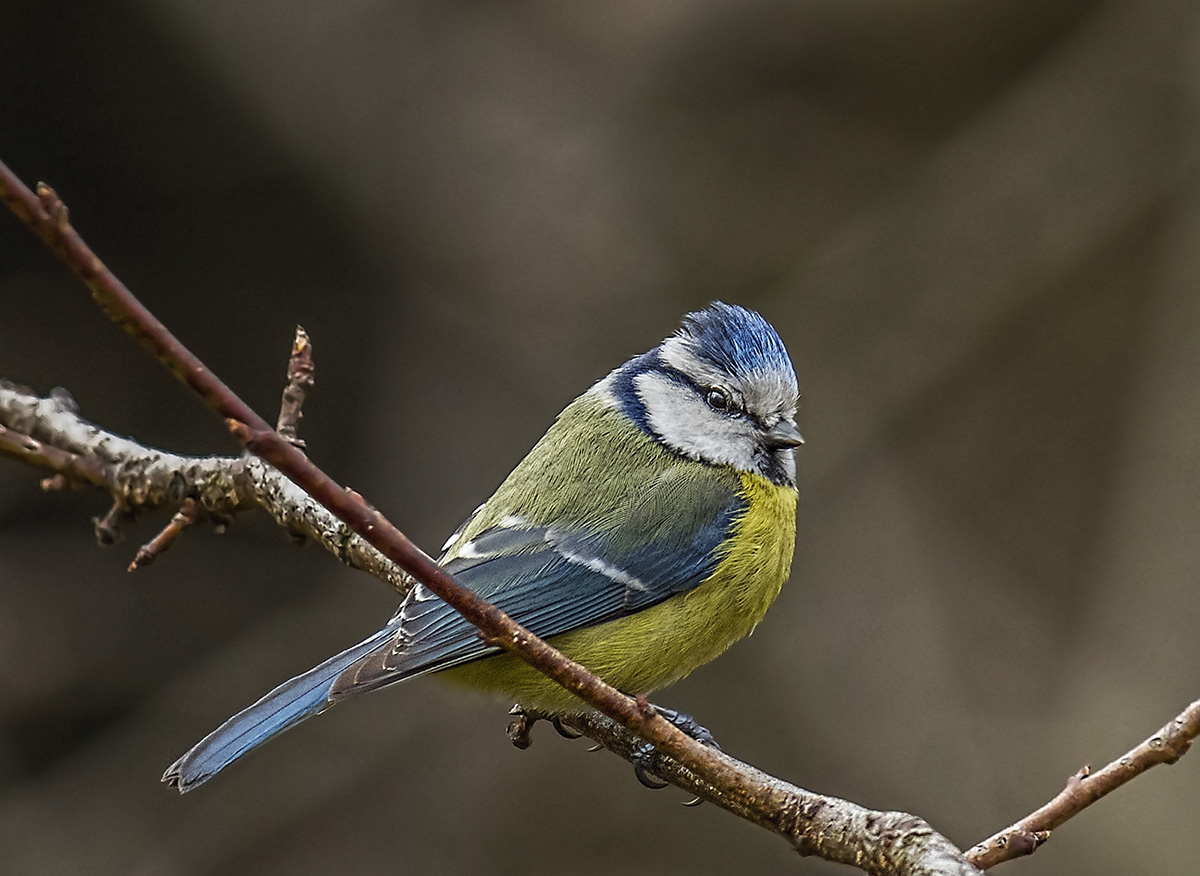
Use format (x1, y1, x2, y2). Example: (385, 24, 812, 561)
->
(161, 757, 205, 794)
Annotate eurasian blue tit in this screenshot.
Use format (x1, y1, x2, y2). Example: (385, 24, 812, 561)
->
(165, 302, 802, 791)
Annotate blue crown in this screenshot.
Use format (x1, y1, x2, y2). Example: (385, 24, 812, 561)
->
(675, 302, 795, 384)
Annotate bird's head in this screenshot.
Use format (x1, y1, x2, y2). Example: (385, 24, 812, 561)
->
(600, 302, 802, 486)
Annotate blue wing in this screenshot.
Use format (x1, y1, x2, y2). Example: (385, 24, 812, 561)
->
(331, 469, 745, 697)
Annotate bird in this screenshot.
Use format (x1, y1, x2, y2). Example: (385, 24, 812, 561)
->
(163, 302, 802, 792)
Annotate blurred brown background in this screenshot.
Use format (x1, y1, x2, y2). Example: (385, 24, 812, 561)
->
(2, 1, 1199, 874)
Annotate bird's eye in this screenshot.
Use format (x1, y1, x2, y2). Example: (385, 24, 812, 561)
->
(705, 387, 733, 412)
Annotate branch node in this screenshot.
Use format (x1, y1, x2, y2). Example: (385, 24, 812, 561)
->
(633, 694, 658, 724)
(41, 473, 69, 491)
(36, 182, 68, 228)
(48, 385, 79, 414)
(227, 421, 282, 456)
(225, 418, 253, 443)
(1066, 765, 1090, 790)
(1004, 829, 1049, 859)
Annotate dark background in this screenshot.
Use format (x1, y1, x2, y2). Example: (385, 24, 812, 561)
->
(2, 2, 1199, 874)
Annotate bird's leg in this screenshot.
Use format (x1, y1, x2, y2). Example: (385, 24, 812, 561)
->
(632, 705, 721, 790)
(506, 704, 539, 749)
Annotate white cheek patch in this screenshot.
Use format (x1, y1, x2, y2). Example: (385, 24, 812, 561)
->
(634, 371, 758, 471)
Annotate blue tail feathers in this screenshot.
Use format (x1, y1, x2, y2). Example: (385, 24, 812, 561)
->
(162, 626, 395, 792)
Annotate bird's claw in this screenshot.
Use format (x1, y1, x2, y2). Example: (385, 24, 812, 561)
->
(630, 704, 721, 791)
(633, 744, 671, 789)
(550, 717, 584, 740)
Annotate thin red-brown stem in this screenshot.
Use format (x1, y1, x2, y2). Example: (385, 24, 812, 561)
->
(276, 326, 313, 447)
(967, 697, 1200, 869)
(129, 498, 202, 570)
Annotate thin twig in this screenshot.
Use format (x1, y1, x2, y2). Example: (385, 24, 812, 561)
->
(967, 697, 1200, 869)
(129, 498, 201, 570)
(276, 326, 313, 448)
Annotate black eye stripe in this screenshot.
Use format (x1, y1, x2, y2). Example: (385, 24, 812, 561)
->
(642, 364, 750, 417)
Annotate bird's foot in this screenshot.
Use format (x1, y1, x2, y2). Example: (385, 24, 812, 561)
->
(632, 705, 720, 790)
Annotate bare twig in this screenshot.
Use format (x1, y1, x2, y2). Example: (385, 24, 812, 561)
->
(276, 326, 313, 448)
(0, 160, 985, 874)
(129, 498, 202, 570)
(967, 697, 1200, 869)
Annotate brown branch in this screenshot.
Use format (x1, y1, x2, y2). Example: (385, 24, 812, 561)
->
(967, 697, 1200, 869)
(1, 159, 986, 874)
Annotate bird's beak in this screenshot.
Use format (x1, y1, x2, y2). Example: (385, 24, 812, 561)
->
(764, 420, 804, 449)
